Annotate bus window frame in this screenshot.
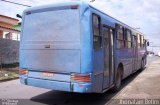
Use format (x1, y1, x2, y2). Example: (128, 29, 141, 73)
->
(137, 33, 141, 48)
(116, 24, 125, 49)
(125, 28, 132, 48)
(140, 35, 144, 48)
(92, 13, 102, 50)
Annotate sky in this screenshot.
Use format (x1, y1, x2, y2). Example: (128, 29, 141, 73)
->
(0, 0, 160, 52)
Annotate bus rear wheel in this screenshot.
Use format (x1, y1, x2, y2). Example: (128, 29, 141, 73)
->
(139, 59, 145, 72)
(112, 67, 122, 92)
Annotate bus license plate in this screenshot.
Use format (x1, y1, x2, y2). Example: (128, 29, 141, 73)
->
(42, 72, 54, 77)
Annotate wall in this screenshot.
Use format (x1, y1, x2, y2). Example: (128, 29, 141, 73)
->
(0, 39, 19, 64)
(0, 22, 12, 28)
(0, 30, 2, 39)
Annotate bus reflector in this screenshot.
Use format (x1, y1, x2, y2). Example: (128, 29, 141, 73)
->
(19, 69, 28, 75)
(71, 73, 91, 82)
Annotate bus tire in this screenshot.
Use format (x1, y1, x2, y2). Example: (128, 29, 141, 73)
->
(140, 59, 145, 71)
(112, 67, 122, 92)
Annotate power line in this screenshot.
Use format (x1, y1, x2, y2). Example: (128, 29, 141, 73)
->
(0, 0, 31, 7)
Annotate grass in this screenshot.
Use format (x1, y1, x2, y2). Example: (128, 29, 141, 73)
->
(0, 67, 19, 82)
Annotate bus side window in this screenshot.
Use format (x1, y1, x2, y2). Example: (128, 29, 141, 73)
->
(137, 34, 141, 48)
(92, 14, 101, 49)
(116, 24, 125, 49)
(125, 29, 132, 48)
(144, 39, 147, 48)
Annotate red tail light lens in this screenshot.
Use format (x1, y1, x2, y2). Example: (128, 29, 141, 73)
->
(71, 73, 91, 82)
(19, 68, 28, 75)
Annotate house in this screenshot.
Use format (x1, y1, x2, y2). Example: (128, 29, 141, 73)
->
(0, 15, 20, 40)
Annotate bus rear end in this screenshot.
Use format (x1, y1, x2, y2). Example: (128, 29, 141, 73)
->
(20, 3, 92, 93)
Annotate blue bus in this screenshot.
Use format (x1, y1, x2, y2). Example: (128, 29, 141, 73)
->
(20, 1, 147, 93)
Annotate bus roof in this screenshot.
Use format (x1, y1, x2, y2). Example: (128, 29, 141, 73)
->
(23, 1, 84, 13)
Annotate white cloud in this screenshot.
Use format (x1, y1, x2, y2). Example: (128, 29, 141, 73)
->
(0, 0, 160, 49)
(90, 0, 160, 46)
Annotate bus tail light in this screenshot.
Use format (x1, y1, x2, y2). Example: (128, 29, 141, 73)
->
(19, 68, 28, 75)
(71, 73, 91, 82)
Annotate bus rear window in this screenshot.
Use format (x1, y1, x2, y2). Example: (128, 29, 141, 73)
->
(22, 8, 80, 42)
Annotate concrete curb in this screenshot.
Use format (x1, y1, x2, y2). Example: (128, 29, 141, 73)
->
(0, 77, 19, 83)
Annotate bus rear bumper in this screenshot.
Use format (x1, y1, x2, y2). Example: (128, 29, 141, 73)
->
(20, 77, 92, 93)
(71, 82, 92, 93)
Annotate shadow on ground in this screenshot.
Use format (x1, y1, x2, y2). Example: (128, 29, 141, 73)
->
(30, 68, 146, 105)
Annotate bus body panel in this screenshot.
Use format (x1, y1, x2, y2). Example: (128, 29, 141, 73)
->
(80, 4, 93, 74)
(20, 3, 81, 73)
(116, 48, 133, 79)
(20, 50, 81, 73)
(28, 71, 71, 82)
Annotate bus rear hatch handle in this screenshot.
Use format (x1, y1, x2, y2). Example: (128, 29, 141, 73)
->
(45, 45, 50, 48)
